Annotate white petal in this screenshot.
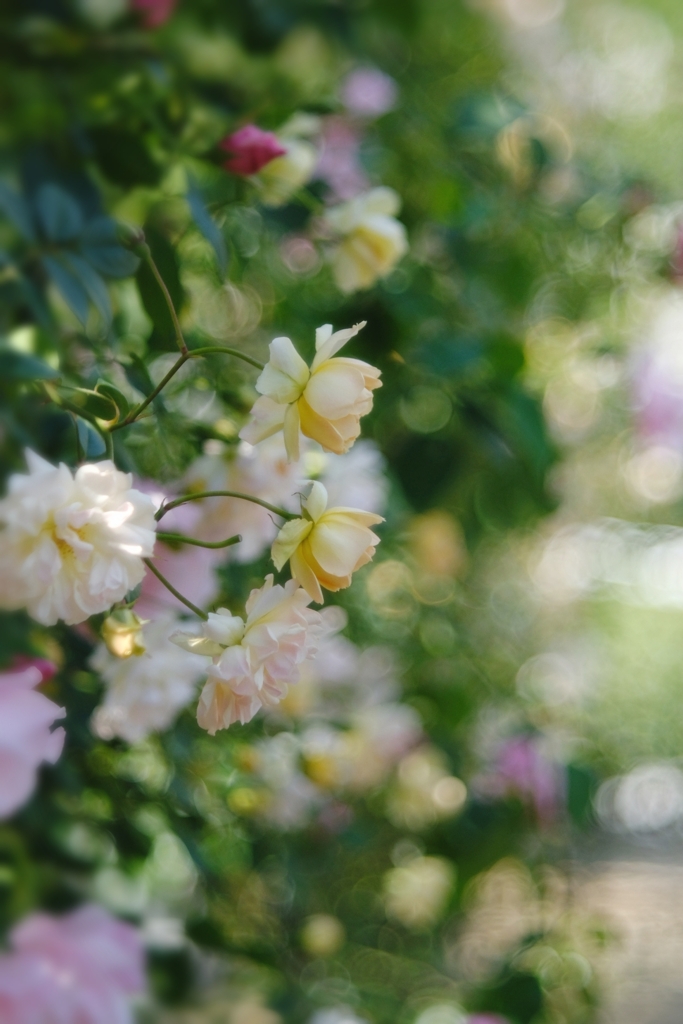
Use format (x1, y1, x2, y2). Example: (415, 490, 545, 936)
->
(311, 321, 367, 369)
(283, 402, 301, 462)
(239, 396, 287, 445)
(315, 324, 334, 350)
(271, 518, 313, 570)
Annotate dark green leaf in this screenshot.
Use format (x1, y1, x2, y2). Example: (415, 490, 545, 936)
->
(0, 348, 59, 381)
(95, 379, 130, 419)
(89, 127, 162, 188)
(187, 181, 228, 276)
(123, 354, 158, 401)
(64, 387, 117, 421)
(135, 225, 184, 351)
(80, 217, 140, 278)
(35, 183, 83, 242)
(0, 182, 35, 241)
(60, 252, 112, 331)
(42, 254, 89, 325)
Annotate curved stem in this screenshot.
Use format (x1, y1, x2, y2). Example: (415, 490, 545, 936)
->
(156, 531, 242, 549)
(156, 490, 296, 523)
(189, 346, 264, 370)
(111, 352, 189, 432)
(143, 249, 188, 355)
(142, 557, 208, 620)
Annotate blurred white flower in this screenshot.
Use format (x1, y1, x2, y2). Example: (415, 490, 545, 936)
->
(240, 322, 381, 461)
(383, 855, 454, 929)
(272, 481, 383, 603)
(0, 451, 156, 626)
(324, 187, 408, 293)
(316, 438, 389, 514)
(172, 575, 334, 734)
(184, 437, 302, 563)
(388, 747, 467, 830)
(91, 614, 204, 743)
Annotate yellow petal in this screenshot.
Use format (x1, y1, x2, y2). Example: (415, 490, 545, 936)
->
(271, 517, 313, 570)
(290, 545, 324, 603)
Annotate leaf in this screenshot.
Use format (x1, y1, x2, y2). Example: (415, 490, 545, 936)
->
(63, 387, 118, 421)
(187, 181, 228, 276)
(42, 254, 90, 325)
(135, 225, 184, 351)
(0, 182, 35, 241)
(0, 348, 59, 381)
(123, 354, 157, 401)
(95, 379, 130, 419)
(34, 183, 84, 242)
(75, 416, 107, 458)
(89, 127, 162, 188)
(80, 217, 140, 278)
(60, 252, 112, 332)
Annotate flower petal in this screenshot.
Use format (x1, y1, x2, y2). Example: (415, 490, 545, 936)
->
(271, 517, 313, 570)
(283, 402, 301, 462)
(304, 481, 328, 522)
(239, 396, 287, 445)
(311, 321, 367, 368)
(256, 336, 310, 403)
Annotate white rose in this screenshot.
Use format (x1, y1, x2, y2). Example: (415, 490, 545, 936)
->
(0, 451, 156, 626)
(324, 187, 408, 293)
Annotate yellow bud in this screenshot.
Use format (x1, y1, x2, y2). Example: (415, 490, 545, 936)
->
(101, 610, 147, 659)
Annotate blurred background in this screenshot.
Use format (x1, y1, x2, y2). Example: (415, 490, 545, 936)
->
(3, 0, 683, 1022)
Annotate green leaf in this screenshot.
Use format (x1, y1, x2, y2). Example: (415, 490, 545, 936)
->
(0, 348, 59, 381)
(60, 252, 112, 332)
(42, 254, 89, 325)
(64, 387, 117, 421)
(80, 217, 140, 278)
(95, 379, 130, 419)
(75, 416, 107, 458)
(123, 354, 157, 401)
(89, 127, 162, 188)
(0, 182, 35, 241)
(34, 183, 83, 242)
(135, 225, 184, 351)
(187, 181, 228, 276)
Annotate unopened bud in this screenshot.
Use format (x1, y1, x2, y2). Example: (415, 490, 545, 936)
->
(115, 221, 149, 257)
(102, 610, 148, 659)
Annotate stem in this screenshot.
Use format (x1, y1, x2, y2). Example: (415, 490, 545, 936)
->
(143, 557, 208, 620)
(156, 531, 242, 549)
(294, 188, 325, 215)
(111, 347, 263, 433)
(142, 247, 188, 355)
(156, 490, 296, 523)
(111, 352, 189, 432)
(189, 346, 264, 370)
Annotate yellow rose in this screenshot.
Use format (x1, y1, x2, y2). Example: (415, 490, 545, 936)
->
(239, 321, 381, 461)
(271, 481, 383, 602)
(325, 187, 409, 293)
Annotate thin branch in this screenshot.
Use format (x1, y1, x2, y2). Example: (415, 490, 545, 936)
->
(156, 490, 296, 523)
(111, 352, 189, 432)
(143, 557, 208, 620)
(157, 531, 242, 549)
(188, 346, 264, 370)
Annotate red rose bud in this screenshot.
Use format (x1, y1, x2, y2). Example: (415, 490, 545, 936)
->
(220, 125, 287, 176)
(131, 0, 177, 29)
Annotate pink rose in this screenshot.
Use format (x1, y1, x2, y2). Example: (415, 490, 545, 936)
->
(0, 659, 64, 818)
(1, 904, 146, 1022)
(131, 0, 176, 28)
(341, 67, 398, 118)
(491, 736, 564, 824)
(220, 125, 287, 176)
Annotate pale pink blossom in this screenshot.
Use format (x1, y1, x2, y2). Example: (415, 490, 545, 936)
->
(341, 67, 398, 117)
(315, 117, 369, 201)
(0, 659, 64, 818)
(488, 735, 565, 824)
(220, 125, 287, 176)
(171, 575, 333, 733)
(466, 1016, 510, 1024)
(0, 904, 145, 1023)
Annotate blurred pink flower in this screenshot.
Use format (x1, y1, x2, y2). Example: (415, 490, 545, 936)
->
(315, 117, 369, 201)
(220, 126, 287, 176)
(135, 481, 221, 619)
(0, 904, 145, 1023)
(131, 0, 176, 28)
(0, 659, 64, 818)
(466, 1016, 510, 1024)
(341, 67, 398, 118)
(631, 347, 683, 451)
(489, 735, 564, 824)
